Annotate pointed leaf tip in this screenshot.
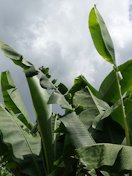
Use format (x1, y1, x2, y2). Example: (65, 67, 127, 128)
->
(89, 6, 115, 64)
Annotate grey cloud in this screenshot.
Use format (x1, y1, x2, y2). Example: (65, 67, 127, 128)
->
(0, 0, 131, 121)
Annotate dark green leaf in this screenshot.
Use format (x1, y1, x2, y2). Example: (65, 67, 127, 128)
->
(111, 96, 132, 145)
(99, 60, 132, 103)
(24, 66, 39, 77)
(76, 144, 132, 173)
(52, 79, 57, 85)
(39, 67, 49, 75)
(90, 117, 124, 144)
(58, 83, 68, 95)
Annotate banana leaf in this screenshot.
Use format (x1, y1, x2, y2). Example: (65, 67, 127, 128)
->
(89, 6, 115, 64)
(76, 143, 132, 174)
(1, 71, 32, 129)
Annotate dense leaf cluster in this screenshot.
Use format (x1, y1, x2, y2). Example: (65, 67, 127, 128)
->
(0, 5, 132, 176)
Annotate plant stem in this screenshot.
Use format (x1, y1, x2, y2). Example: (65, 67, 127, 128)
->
(113, 65, 130, 146)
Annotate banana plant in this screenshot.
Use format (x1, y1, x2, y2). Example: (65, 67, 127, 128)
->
(0, 5, 132, 176)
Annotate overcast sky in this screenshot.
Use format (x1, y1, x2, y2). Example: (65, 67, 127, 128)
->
(0, 0, 131, 119)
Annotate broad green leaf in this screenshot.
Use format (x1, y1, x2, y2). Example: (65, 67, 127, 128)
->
(61, 112, 95, 148)
(111, 98, 132, 129)
(111, 96, 132, 145)
(99, 60, 132, 103)
(76, 143, 132, 173)
(1, 71, 32, 129)
(48, 91, 72, 110)
(0, 41, 32, 69)
(90, 117, 124, 144)
(27, 76, 53, 173)
(0, 104, 41, 159)
(73, 87, 110, 128)
(0, 41, 54, 173)
(89, 6, 115, 64)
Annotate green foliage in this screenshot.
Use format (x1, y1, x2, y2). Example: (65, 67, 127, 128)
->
(99, 60, 132, 103)
(0, 5, 132, 176)
(76, 144, 132, 173)
(89, 6, 115, 64)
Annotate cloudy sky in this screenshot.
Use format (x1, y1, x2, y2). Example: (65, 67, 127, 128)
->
(0, 0, 131, 119)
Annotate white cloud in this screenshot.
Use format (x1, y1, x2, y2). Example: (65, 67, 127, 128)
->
(0, 0, 131, 120)
(0, 0, 131, 89)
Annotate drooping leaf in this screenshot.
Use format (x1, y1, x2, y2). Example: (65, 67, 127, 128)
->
(0, 41, 54, 173)
(40, 74, 55, 90)
(48, 91, 72, 110)
(89, 6, 115, 64)
(1, 71, 32, 129)
(0, 104, 41, 159)
(73, 87, 110, 128)
(61, 112, 95, 148)
(90, 117, 124, 144)
(76, 144, 132, 173)
(99, 60, 132, 103)
(24, 66, 39, 77)
(0, 41, 32, 69)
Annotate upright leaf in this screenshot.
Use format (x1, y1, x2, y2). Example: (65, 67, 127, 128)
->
(26, 76, 53, 173)
(89, 6, 115, 64)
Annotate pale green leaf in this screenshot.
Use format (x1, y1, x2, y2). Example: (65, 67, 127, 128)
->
(0, 104, 41, 159)
(1, 71, 32, 129)
(48, 91, 72, 110)
(61, 112, 95, 148)
(0, 41, 32, 69)
(73, 87, 110, 128)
